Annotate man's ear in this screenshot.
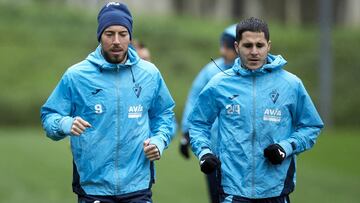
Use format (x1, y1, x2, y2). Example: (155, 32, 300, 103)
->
(234, 41, 239, 54)
(267, 40, 271, 52)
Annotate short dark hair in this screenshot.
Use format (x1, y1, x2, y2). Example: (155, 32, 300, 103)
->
(235, 17, 270, 42)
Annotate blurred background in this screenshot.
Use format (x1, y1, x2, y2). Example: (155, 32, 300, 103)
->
(0, 0, 359, 202)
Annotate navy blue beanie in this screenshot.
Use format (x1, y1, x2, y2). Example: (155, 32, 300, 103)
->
(97, 2, 133, 42)
(220, 24, 236, 50)
(221, 33, 236, 50)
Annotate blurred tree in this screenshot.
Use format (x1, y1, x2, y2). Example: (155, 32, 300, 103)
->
(319, 0, 333, 127)
(344, 0, 360, 26)
(285, 0, 301, 26)
(262, 0, 286, 23)
(173, 0, 186, 15)
(231, 0, 242, 19)
(243, 0, 262, 18)
(27, 0, 360, 27)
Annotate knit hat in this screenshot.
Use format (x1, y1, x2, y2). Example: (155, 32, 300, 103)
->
(220, 24, 237, 50)
(97, 2, 133, 42)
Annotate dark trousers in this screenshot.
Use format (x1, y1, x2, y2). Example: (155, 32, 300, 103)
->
(221, 193, 290, 203)
(206, 170, 220, 203)
(77, 189, 152, 203)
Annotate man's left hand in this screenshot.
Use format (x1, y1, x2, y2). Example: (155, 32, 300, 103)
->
(143, 139, 160, 161)
(264, 144, 286, 165)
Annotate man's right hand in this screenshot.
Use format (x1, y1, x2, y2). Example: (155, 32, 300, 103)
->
(71, 117, 91, 136)
(200, 153, 220, 174)
(179, 132, 190, 159)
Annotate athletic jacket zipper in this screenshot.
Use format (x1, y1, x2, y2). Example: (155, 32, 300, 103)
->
(115, 65, 121, 194)
(251, 75, 256, 197)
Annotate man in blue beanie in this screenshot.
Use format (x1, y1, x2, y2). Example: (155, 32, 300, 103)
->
(41, 2, 175, 203)
(180, 24, 237, 203)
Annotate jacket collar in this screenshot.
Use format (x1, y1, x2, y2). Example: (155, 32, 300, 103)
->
(232, 54, 287, 76)
(86, 44, 140, 71)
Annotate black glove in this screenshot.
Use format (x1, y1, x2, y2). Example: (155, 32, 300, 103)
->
(179, 132, 190, 159)
(264, 144, 286, 165)
(200, 153, 221, 174)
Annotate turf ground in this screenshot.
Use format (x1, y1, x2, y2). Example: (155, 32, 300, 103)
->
(0, 128, 359, 203)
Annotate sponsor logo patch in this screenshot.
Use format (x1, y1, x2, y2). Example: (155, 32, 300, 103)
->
(128, 104, 143, 118)
(263, 108, 281, 122)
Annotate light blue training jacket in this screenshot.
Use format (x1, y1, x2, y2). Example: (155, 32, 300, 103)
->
(189, 54, 323, 199)
(181, 24, 236, 153)
(181, 58, 233, 152)
(181, 57, 233, 134)
(41, 45, 175, 196)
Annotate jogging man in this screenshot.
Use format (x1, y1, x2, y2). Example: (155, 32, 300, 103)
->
(189, 17, 323, 203)
(180, 24, 237, 203)
(41, 2, 175, 202)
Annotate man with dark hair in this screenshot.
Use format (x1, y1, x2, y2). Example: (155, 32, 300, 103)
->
(41, 2, 175, 202)
(189, 17, 323, 203)
(180, 24, 237, 203)
(235, 17, 270, 42)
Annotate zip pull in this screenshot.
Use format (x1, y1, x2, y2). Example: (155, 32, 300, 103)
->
(130, 67, 136, 83)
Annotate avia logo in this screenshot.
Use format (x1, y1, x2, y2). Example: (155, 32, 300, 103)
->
(263, 108, 281, 122)
(269, 90, 279, 104)
(128, 104, 143, 118)
(228, 94, 239, 100)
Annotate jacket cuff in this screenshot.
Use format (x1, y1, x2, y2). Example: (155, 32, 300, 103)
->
(59, 116, 75, 135)
(278, 139, 295, 158)
(198, 148, 212, 160)
(150, 136, 166, 156)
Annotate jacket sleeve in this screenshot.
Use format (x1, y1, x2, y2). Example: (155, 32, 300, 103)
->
(148, 71, 176, 156)
(181, 68, 211, 134)
(278, 81, 324, 157)
(40, 72, 75, 141)
(188, 83, 219, 159)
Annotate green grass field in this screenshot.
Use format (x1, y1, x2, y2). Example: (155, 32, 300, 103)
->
(0, 128, 359, 203)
